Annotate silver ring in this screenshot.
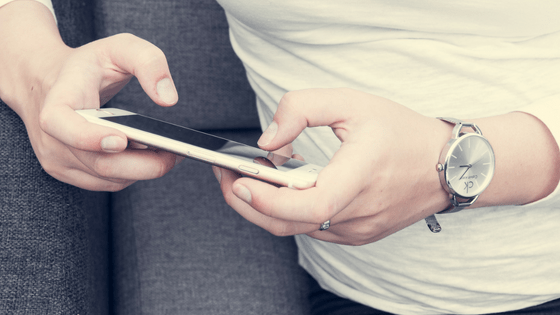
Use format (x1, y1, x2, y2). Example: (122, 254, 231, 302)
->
(319, 220, 331, 231)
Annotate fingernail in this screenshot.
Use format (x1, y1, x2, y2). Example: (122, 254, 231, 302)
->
(266, 152, 275, 161)
(156, 78, 178, 105)
(257, 121, 278, 147)
(101, 136, 126, 152)
(128, 141, 149, 150)
(233, 183, 252, 204)
(212, 166, 221, 183)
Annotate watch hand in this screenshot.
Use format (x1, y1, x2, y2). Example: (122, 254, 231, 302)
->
(459, 165, 471, 180)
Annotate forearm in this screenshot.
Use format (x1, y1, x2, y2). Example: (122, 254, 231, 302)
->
(0, 0, 70, 120)
(465, 111, 560, 208)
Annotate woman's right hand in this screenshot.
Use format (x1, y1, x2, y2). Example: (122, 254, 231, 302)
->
(0, 2, 180, 191)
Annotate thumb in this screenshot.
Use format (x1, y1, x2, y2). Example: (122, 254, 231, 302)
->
(104, 33, 178, 106)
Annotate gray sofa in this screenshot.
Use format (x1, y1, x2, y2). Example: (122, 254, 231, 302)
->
(0, 0, 312, 314)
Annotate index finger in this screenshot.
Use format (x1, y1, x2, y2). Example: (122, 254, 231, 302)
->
(258, 88, 370, 151)
(102, 33, 178, 106)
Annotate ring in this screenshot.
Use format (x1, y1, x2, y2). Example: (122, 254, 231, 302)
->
(319, 220, 331, 231)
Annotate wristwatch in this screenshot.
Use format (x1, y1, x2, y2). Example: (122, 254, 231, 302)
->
(425, 117, 496, 233)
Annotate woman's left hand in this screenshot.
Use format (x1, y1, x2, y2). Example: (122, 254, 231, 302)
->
(214, 88, 455, 245)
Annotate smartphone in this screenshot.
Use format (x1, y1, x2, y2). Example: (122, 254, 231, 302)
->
(76, 108, 323, 189)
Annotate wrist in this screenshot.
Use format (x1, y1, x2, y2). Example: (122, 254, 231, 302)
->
(0, 0, 71, 121)
(425, 117, 456, 213)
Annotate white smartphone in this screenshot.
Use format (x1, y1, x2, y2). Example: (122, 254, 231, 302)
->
(76, 108, 323, 189)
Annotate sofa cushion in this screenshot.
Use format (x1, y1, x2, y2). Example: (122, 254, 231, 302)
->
(111, 129, 311, 315)
(0, 102, 111, 315)
(0, 1, 110, 313)
(93, 0, 259, 131)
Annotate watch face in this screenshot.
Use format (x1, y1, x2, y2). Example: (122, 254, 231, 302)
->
(444, 133, 495, 198)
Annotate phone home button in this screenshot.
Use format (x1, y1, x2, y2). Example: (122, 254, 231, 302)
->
(239, 165, 259, 175)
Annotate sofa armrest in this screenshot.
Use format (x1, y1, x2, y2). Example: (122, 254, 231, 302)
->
(0, 102, 111, 314)
(0, 1, 111, 313)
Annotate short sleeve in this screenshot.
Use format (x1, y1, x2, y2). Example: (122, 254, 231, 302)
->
(0, 0, 56, 22)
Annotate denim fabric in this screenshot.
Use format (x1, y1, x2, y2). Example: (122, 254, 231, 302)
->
(111, 129, 311, 315)
(0, 103, 111, 315)
(93, 0, 259, 131)
(308, 274, 560, 315)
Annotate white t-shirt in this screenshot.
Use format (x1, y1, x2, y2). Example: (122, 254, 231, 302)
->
(0, 0, 56, 21)
(8, 0, 560, 314)
(216, 1, 560, 314)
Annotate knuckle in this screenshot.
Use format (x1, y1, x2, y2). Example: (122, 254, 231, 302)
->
(278, 91, 300, 113)
(349, 216, 387, 245)
(147, 157, 168, 179)
(136, 46, 166, 69)
(81, 179, 130, 192)
(222, 189, 236, 206)
(153, 158, 171, 178)
(35, 144, 63, 178)
(268, 224, 291, 237)
(154, 164, 166, 179)
(110, 33, 144, 48)
(40, 159, 59, 178)
(69, 130, 90, 150)
(309, 196, 337, 224)
(91, 156, 112, 178)
(350, 223, 376, 242)
(38, 110, 51, 133)
(103, 182, 129, 192)
(114, 32, 137, 41)
(349, 239, 371, 246)
(279, 91, 296, 106)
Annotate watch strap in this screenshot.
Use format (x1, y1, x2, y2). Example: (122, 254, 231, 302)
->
(438, 195, 479, 214)
(437, 117, 483, 136)
(437, 117, 464, 125)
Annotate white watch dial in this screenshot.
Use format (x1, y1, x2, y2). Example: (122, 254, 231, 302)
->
(444, 133, 495, 198)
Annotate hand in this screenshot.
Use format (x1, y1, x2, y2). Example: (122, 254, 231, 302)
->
(1, 3, 181, 192)
(36, 34, 183, 191)
(215, 88, 453, 245)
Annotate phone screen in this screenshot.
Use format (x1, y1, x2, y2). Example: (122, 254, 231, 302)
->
(101, 114, 308, 172)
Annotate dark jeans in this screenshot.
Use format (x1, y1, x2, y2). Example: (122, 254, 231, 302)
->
(308, 275, 560, 315)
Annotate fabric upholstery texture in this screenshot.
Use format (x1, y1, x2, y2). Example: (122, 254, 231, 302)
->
(111, 129, 311, 315)
(93, 0, 311, 313)
(0, 1, 109, 314)
(93, 0, 259, 131)
(1, 0, 309, 314)
(0, 103, 111, 314)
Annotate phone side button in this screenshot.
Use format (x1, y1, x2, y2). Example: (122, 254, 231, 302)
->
(187, 151, 216, 164)
(238, 165, 259, 175)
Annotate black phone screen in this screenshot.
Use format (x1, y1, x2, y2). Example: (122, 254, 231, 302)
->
(101, 114, 307, 172)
